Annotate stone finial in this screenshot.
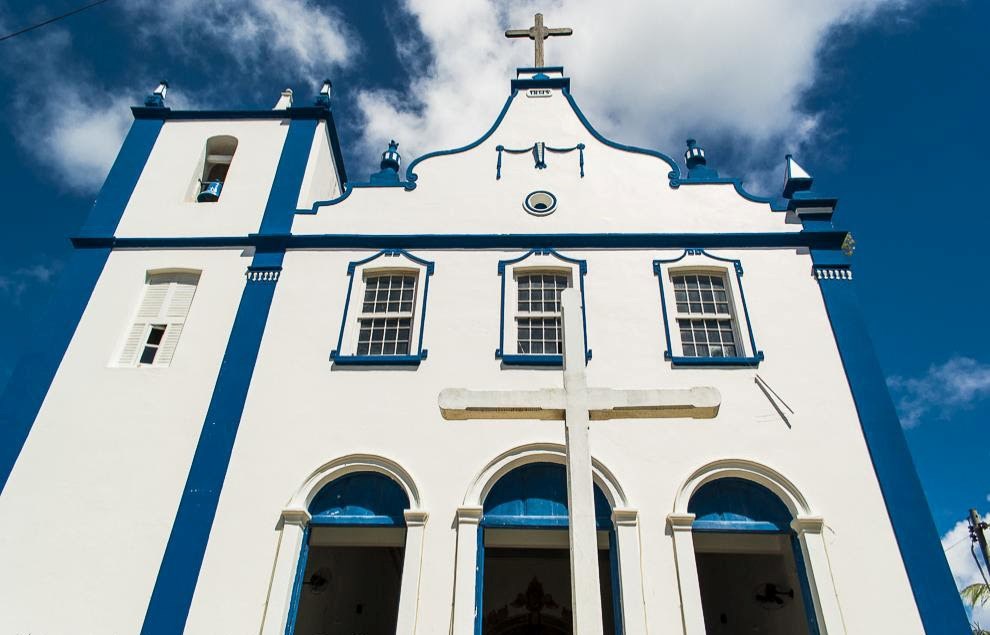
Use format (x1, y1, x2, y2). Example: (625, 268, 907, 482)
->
(783, 154, 813, 197)
(380, 140, 401, 172)
(684, 139, 718, 179)
(144, 80, 169, 108)
(273, 88, 294, 110)
(369, 140, 403, 185)
(316, 79, 332, 107)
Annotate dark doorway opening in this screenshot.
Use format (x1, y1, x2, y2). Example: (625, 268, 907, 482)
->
(292, 539, 404, 635)
(481, 530, 616, 635)
(695, 533, 811, 635)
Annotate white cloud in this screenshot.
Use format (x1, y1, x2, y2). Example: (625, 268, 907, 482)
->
(124, 0, 356, 76)
(942, 513, 990, 628)
(0, 0, 356, 193)
(354, 0, 912, 189)
(888, 357, 990, 428)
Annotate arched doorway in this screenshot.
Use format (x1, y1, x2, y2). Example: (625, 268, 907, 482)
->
(688, 477, 819, 635)
(478, 462, 620, 635)
(287, 471, 409, 635)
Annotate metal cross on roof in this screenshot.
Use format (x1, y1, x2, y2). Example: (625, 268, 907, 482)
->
(505, 13, 572, 68)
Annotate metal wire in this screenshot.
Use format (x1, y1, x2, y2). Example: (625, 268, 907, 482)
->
(0, 0, 113, 43)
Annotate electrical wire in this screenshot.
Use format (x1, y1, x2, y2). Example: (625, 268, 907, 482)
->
(0, 0, 113, 43)
(946, 534, 973, 552)
(973, 544, 990, 590)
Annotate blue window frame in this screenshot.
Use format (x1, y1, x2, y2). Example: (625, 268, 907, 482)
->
(496, 248, 591, 366)
(330, 249, 434, 366)
(285, 472, 410, 635)
(653, 249, 763, 366)
(687, 477, 820, 635)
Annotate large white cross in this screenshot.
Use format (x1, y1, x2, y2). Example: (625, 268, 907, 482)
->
(439, 289, 721, 634)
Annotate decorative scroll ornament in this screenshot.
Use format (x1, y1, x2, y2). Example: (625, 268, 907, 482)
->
(496, 141, 585, 179)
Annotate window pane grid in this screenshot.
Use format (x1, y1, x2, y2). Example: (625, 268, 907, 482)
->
(357, 274, 417, 356)
(516, 273, 569, 355)
(361, 275, 416, 315)
(677, 318, 737, 358)
(517, 273, 568, 314)
(672, 274, 730, 316)
(517, 317, 563, 355)
(671, 273, 741, 358)
(357, 317, 412, 356)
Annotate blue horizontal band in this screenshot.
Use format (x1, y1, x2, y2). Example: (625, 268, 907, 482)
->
(692, 520, 787, 533)
(666, 354, 764, 367)
(329, 353, 427, 366)
(511, 77, 571, 91)
(309, 515, 403, 526)
(71, 230, 849, 251)
(131, 106, 333, 121)
(499, 354, 564, 367)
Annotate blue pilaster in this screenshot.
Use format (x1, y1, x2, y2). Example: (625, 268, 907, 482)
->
(0, 117, 163, 494)
(258, 117, 318, 236)
(140, 251, 283, 635)
(813, 256, 969, 634)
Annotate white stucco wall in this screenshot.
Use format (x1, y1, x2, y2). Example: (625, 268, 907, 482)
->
(178, 247, 923, 635)
(116, 119, 290, 238)
(292, 87, 797, 237)
(0, 248, 249, 635)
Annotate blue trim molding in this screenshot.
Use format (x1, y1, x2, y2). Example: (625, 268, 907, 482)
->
(496, 142, 585, 179)
(330, 249, 434, 366)
(72, 230, 851, 252)
(284, 526, 311, 635)
(812, 253, 970, 634)
(561, 89, 680, 180)
(140, 251, 284, 635)
(78, 118, 165, 239)
(0, 116, 163, 494)
(405, 93, 518, 185)
(653, 249, 764, 367)
(496, 248, 591, 366)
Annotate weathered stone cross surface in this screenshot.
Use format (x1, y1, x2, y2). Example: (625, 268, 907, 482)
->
(505, 13, 573, 68)
(439, 289, 721, 634)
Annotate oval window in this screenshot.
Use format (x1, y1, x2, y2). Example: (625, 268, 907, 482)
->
(524, 191, 557, 216)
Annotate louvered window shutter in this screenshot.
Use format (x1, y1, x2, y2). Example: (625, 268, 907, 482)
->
(119, 272, 199, 367)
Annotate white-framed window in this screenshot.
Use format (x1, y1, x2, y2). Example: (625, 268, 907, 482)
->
(671, 272, 739, 358)
(356, 273, 417, 356)
(653, 250, 762, 365)
(331, 250, 434, 365)
(496, 249, 589, 365)
(515, 271, 569, 355)
(116, 270, 200, 367)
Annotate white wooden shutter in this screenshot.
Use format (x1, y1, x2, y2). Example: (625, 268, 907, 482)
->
(154, 323, 183, 367)
(118, 272, 200, 367)
(117, 322, 148, 366)
(136, 281, 169, 319)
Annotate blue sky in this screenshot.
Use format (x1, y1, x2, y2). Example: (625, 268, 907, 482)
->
(0, 0, 988, 614)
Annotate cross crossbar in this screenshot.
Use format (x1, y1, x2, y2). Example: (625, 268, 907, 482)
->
(439, 386, 720, 420)
(505, 12, 573, 67)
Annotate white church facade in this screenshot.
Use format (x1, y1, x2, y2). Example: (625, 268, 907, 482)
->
(0, 48, 970, 635)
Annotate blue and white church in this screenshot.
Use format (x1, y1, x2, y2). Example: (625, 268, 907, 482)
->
(0, 16, 969, 635)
